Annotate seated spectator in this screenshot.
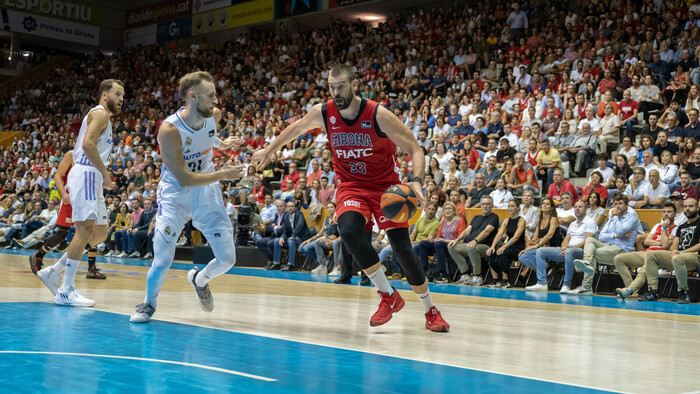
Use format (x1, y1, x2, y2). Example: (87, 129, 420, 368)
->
(652, 131, 678, 166)
(615, 199, 698, 303)
(478, 156, 502, 188)
(636, 134, 656, 165)
(581, 171, 609, 207)
(455, 158, 476, 192)
(618, 89, 638, 139)
(548, 168, 578, 206)
(463, 139, 482, 170)
(448, 188, 467, 219)
(301, 202, 341, 275)
(597, 102, 621, 154)
(20, 199, 57, 240)
(556, 192, 576, 231)
(615, 202, 677, 293)
(270, 200, 311, 271)
(566, 123, 598, 177)
(418, 201, 466, 283)
(486, 199, 526, 288)
(124, 198, 156, 258)
(506, 153, 538, 195)
(448, 196, 500, 286)
(496, 137, 518, 167)
(639, 150, 660, 180)
(607, 154, 632, 190)
(519, 190, 539, 239)
(518, 196, 563, 291)
(427, 157, 445, 188)
(467, 173, 493, 208)
(679, 147, 700, 185)
(490, 178, 513, 209)
(483, 138, 499, 162)
(259, 200, 286, 268)
(534, 139, 562, 189)
(673, 173, 699, 201)
(617, 136, 639, 167)
(586, 191, 607, 231)
(396, 202, 440, 279)
(658, 150, 680, 191)
(637, 169, 670, 209)
(573, 193, 640, 295)
(536, 200, 597, 294)
(623, 167, 649, 208)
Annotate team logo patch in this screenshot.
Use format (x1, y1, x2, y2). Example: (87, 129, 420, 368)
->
(330, 116, 337, 125)
(361, 120, 372, 128)
(185, 137, 192, 146)
(214, 233, 221, 238)
(209, 130, 215, 137)
(164, 226, 171, 235)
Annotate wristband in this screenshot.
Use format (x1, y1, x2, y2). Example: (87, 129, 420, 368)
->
(411, 176, 423, 185)
(537, 243, 541, 248)
(662, 227, 668, 231)
(508, 241, 513, 246)
(681, 251, 685, 254)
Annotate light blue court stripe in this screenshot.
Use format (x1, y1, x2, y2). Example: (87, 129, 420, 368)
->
(4, 249, 700, 316)
(0, 303, 614, 393)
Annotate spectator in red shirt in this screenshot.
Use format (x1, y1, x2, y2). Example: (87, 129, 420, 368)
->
(281, 162, 300, 192)
(597, 69, 617, 95)
(618, 89, 639, 139)
(581, 171, 609, 207)
(548, 168, 579, 206)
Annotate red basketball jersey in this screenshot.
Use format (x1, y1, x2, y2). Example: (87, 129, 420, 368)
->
(323, 98, 400, 189)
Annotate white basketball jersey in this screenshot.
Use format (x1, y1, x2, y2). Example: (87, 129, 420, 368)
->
(161, 107, 217, 184)
(73, 105, 113, 167)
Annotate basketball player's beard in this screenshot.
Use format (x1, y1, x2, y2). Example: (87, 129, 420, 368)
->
(197, 103, 214, 118)
(106, 98, 122, 114)
(334, 91, 354, 110)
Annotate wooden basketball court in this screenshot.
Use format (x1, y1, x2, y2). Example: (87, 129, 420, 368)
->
(1, 249, 698, 393)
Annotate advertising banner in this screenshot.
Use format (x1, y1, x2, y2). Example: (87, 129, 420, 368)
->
(157, 15, 191, 42)
(274, 0, 320, 19)
(192, 0, 230, 14)
(327, 0, 370, 8)
(192, 0, 272, 36)
(125, 0, 191, 29)
(0, 0, 101, 25)
(3, 8, 99, 45)
(124, 23, 157, 47)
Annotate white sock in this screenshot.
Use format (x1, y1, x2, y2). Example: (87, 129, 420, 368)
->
(367, 268, 393, 294)
(51, 254, 68, 274)
(416, 291, 434, 313)
(60, 258, 80, 291)
(197, 256, 235, 287)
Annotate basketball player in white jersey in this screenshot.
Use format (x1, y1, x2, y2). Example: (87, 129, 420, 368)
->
(36, 79, 124, 307)
(130, 71, 243, 323)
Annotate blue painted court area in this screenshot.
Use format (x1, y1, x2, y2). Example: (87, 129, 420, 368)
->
(3, 248, 697, 317)
(0, 303, 611, 393)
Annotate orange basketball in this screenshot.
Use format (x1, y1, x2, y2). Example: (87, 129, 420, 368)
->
(380, 184, 418, 223)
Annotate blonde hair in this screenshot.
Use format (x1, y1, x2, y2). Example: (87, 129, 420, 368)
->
(178, 71, 214, 99)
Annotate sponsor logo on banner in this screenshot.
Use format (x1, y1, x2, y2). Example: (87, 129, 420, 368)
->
(192, 0, 272, 36)
(3, 9, 99, 45)
(156, 16, 191, 42)
(1, 0, 101, 25)
(126, 0, 191, 29)
(124, 23, 157, 47)
(192, 0, 230, 14)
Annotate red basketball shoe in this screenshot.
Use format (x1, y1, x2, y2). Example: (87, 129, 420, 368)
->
(425, 306, 450, 332)
(369, 287, 405, 327)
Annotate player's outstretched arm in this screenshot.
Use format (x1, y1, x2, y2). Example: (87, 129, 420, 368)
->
(252, 105, 324, 171)
(159, 122, 243, 187)
(375, 105, 426, 204)
(54, 150, 73, 205)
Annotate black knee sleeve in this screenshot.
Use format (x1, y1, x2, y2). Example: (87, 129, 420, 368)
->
(386, 228, 427, 286)
(337, 212, 379, 270)
(45, 225, 70, 248)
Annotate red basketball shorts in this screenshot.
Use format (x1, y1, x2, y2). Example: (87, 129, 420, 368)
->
(55, 201, 73, 228)
(335, 183, 408, 231)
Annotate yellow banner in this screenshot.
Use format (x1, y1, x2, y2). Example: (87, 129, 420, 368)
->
(192, 0, 273, 36)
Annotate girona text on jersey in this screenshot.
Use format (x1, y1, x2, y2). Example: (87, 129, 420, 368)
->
(330, 132, 373, 159)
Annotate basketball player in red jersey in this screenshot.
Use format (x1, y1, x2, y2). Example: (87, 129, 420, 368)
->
(30, 151, 105, 293)
(253, 64, 449, 332)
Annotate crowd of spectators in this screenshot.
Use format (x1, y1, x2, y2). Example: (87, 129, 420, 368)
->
(0, 1, 699, 300)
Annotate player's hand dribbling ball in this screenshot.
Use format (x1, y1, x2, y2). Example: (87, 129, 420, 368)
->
(380, 184, 418, 223)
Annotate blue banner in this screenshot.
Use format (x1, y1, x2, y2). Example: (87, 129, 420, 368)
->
(156, 16, 191, 42)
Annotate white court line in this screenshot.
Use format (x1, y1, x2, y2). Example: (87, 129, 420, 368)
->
(0, 351, 277, 382)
